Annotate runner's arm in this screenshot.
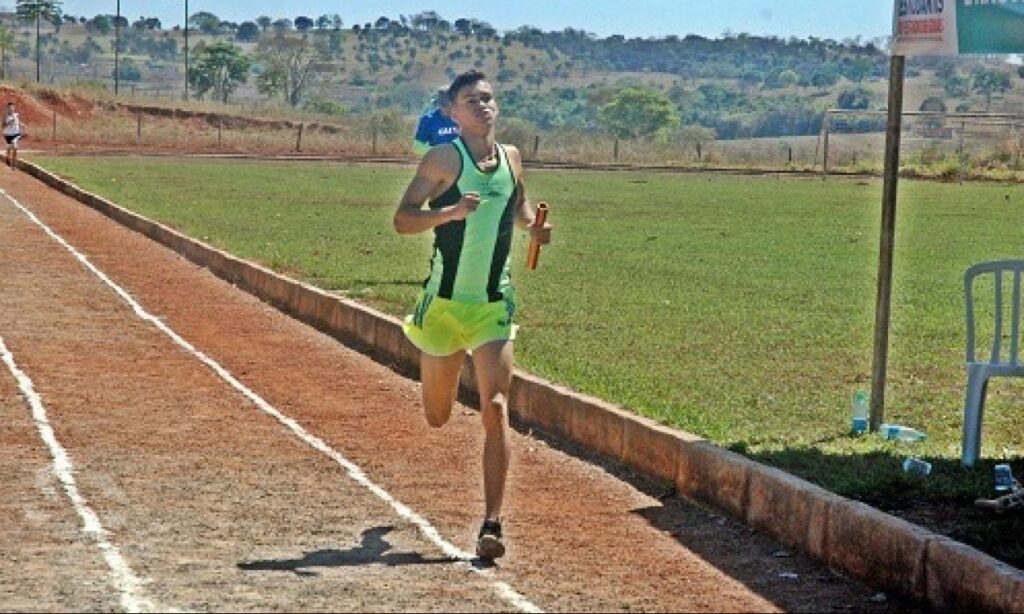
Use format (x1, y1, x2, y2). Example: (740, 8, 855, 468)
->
(394, 146, 479, 235)
(506, 146, 552, 243)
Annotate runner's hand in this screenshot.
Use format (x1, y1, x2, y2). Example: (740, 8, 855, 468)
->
(448, 192, 480, 221)
(528, 221, 551, 245)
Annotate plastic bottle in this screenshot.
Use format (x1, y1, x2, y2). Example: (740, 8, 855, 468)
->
(851, 390, 869, 434)
(878, 423, 927, 442)
(994, 463, 1015, 492)
(902, 457, 932, 476)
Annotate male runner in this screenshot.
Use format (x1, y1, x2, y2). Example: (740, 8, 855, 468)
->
(393, 70, 551, 560)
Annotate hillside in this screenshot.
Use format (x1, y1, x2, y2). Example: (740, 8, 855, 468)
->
(0, 10, 1021, 142)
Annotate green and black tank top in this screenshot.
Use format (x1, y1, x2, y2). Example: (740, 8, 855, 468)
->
(423, 137, 518, 304)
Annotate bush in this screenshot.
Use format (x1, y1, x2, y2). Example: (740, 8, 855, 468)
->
(303, 97, 347, 118)
(496, 117, 536, 153)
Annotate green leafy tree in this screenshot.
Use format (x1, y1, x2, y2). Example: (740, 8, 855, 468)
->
(777, 69, 799, 89)
(972, 68, 1011, 110)
(255, 35, 326, 106)
(188, 41, 250, 102)
(836, 86, 872, 110)
(86, 14, 111, 34)
(113, 57, 141, 81)
(0, 27, 14, 79)
(189, 11, 222, 35)
(598, 87, 680, 139)
(256, 16, 272, 32)
(236, 21, 259, 42)
(16, 0, 62, 82)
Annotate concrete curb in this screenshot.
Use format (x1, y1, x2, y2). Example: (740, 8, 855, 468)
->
(19, 159, 1024, 612)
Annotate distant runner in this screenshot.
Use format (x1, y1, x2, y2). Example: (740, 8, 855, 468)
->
(3, 102, 22, 168)
(413, 87, 460, 156)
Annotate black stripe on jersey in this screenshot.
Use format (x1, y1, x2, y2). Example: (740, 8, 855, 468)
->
(487, 145, 517, 302)
(429, 153, 465, 299)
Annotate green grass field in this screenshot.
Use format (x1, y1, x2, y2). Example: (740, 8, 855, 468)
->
(30, 154, 1024, 563)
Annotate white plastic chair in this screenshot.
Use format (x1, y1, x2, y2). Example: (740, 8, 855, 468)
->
(962, 260, 1024, 467)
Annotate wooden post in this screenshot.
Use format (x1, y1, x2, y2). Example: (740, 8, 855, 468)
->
(51, 110, 56, 141)
(136, 113, 141, 142)
(613, 138, 619, 162)
(696, 141, 702, 161)
(218, 118, 222, 148)
(1012, 123, 1020, 168)
(533, 135, 539, 156)
(788, 146, 793, 164)
(372, 126, 378, 155)
(822, 114, 831, 179)
(869, 54, 906, 432)
(958, 120, 966, 185)
(295, 123, 304, 152)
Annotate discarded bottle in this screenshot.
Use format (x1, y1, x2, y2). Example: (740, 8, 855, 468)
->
(878, 423, 927, 442)
(994, 463, 1015, 492)
(851, 390, 869, 434)
(902, 457, 932, 476)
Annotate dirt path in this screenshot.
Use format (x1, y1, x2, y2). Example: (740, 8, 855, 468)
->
(0, 168, 923, 612)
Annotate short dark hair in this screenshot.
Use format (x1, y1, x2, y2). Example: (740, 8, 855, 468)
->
(448, 70, 487, 102)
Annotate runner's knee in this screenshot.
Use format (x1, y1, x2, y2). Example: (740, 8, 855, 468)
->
(422, 396, 452, 428)
(481, 391, 508, 429)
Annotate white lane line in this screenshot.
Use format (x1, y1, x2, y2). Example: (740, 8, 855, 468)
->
(0, 337, 156, 613)
(0, 189, 543, 613)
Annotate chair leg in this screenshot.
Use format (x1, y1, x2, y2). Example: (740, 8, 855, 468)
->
(961, 368, 989, 468)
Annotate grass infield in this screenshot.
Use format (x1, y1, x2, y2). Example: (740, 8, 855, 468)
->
(32, 154, 1024, 566)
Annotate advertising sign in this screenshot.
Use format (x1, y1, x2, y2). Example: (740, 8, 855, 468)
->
(893, 0, 1024, 55)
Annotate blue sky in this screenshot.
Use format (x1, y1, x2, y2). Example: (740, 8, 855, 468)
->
(42, 1, 895, 41)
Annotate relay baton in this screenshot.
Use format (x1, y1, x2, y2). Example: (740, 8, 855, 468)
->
(526, 202, 549, 271)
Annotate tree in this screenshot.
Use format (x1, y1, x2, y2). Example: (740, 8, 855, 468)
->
(598, 87, 680, 139)
(132, 16, 160, 30)
(777, 69, 799, 88)
(256, 16, 272, 32)
(810, 65, 840, 91)
(188, 41, 250, 102)
(837, 86, 872, 110)
(16, 0, 62, 82)
(255, 35, 327, 106)
(113, 57, 140, 81)
(189, 11, 222, 35)
(294, 16, 314, 32)
(272, 18, 292, 33)
(919, 96, 947, 113)
(236, 21, 259, 42)
(972, 68, 1011, 110)
(0, 27, 14, 79)
(86, 14, 111, 34)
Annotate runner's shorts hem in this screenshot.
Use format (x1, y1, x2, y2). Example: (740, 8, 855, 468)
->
(403, 291, 517, 357)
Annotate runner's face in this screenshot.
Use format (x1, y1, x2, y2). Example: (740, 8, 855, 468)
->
(451, 81, 497, 133)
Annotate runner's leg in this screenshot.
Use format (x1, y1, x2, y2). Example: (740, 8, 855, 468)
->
(419, 350, 465, 427)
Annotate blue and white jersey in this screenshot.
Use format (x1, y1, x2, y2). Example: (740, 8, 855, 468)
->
(414, 108, 459, 148)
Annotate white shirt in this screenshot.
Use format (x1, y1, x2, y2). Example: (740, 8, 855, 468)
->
(3, 112, 20, 136)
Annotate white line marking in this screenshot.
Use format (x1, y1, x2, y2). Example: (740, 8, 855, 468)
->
(1, 189, 543, 613)
(0, 337, 156, 613)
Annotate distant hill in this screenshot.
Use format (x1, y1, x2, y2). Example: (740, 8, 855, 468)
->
(0, 10, 1020, 140)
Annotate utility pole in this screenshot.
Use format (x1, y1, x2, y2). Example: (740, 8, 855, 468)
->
(114, 0, 120, 95)
(183, 0, 189, 100)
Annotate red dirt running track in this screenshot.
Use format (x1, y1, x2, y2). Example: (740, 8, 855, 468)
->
(0, 168, 922, 612)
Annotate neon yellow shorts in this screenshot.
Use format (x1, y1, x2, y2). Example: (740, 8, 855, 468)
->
(403, 292, 517, 357)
